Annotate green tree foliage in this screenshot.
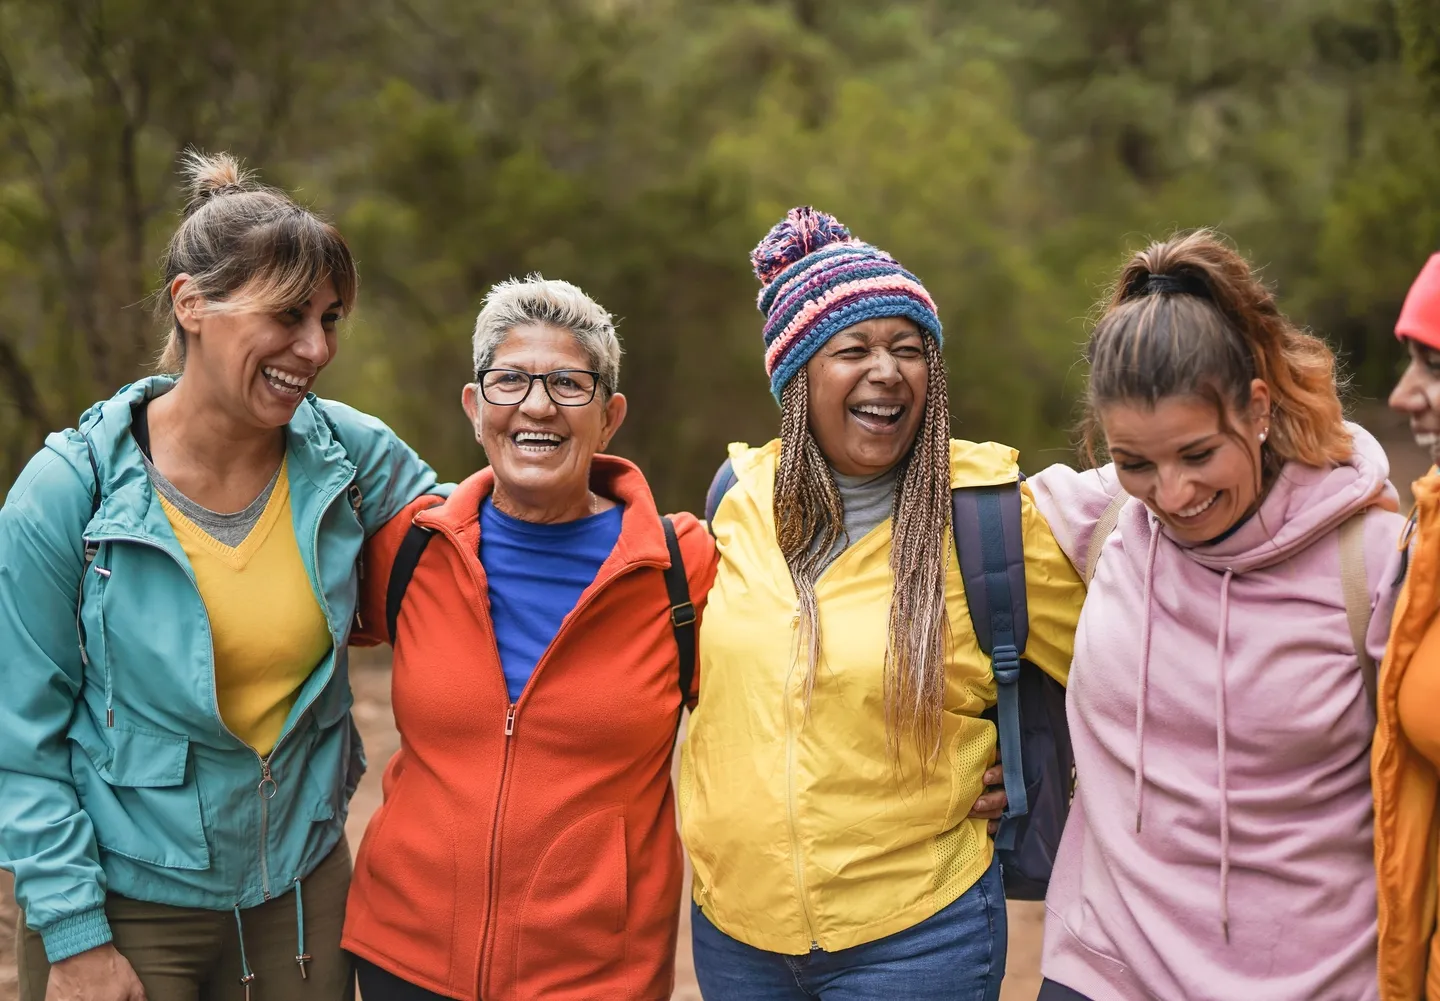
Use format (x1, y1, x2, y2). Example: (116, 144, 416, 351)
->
(2, 0, 1439, 506)
(1397, 0, 1440, 109)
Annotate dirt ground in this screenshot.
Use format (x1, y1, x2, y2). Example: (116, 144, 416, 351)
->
(1, 405, 1424, 1001)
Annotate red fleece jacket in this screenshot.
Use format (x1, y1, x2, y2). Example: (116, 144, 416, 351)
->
(342, 455, 717, 1001)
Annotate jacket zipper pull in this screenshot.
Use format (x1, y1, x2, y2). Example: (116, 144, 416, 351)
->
(258, 760, 278, 799)
(348, 483, 367, 631)
(348, 484, 365, 579)
(504, 705, 516, 737)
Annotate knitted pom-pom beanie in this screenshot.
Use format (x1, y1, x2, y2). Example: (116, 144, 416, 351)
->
(751, 206, 942, 399)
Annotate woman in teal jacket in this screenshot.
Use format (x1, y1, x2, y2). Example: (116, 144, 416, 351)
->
(0, 153, 441, 1001)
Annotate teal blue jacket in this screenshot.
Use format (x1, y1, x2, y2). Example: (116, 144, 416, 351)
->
(0, 378, 443, 962)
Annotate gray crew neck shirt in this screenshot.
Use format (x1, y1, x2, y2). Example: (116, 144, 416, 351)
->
(142, 454, 281, 548)
(817, 466, 899, 570)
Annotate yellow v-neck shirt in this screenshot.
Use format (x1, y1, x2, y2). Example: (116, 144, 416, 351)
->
(157, 460, 332, 756)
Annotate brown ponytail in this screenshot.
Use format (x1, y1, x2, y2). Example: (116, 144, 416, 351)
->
(1082, 229, 1350, 470)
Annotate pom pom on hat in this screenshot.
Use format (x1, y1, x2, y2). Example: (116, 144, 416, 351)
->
(750, 206, 855, 287)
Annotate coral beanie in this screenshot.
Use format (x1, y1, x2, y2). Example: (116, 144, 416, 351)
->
(1396, 253, 1440, 351)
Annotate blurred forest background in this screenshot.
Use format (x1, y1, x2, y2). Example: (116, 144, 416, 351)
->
(2, 0, 1440, 510)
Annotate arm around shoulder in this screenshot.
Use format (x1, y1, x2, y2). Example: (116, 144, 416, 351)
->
(1017, 484, 1086, 687)
(1026, 461, 1126, 572)
(1361, 504, 1411, 668)
(350, 494, 447, 648)
(313, 398, 451, 534)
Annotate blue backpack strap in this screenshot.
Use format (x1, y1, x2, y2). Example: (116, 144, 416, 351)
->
(951, 479, 1030, 851)
(704, 458, 738, 534)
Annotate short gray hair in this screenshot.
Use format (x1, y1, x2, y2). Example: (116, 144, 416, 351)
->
(471, 275, 622, 391)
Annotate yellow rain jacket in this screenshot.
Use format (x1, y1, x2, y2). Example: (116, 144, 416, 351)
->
(679, 439, 1085, 954)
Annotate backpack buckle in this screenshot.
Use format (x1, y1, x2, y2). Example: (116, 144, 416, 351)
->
(991, 643, 1021, 685)
(670, 601, 696, 628)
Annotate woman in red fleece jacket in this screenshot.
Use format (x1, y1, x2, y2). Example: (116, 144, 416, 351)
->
(341, 275, 718, 1001)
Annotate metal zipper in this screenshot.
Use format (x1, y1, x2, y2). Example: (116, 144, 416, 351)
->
(257, 758, 278, 895)
(423, 522, 663, 998)
(347, 483, 366, 622)
(478, 701, 517, 998)
(784, 606, 820, 949)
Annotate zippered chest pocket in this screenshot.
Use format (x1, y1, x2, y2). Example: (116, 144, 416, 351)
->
(75, 554, 116, 726)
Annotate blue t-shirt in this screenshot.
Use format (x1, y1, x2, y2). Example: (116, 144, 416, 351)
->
(479, 497, 624, 702)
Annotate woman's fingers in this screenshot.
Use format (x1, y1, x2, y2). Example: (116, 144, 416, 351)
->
(967, 790, 1006, 820)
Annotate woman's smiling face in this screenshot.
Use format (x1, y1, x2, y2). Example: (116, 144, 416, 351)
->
(804, 317, 929, 478)
(1389, 338, 1440, 463)
(462, 322, 626, 520)
(1102, 381, 1270, 544)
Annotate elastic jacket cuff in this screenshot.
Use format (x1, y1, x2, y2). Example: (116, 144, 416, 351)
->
(39, 907, 113, 963)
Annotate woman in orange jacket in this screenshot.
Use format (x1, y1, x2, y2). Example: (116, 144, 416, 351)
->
(1376, 252, 1440, 1000)
(339, 276, 720, 1001)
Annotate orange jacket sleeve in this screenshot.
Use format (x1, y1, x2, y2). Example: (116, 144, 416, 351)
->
(350, 494, 446, 648)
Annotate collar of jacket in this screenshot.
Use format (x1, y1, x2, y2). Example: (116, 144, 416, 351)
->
(414, 452, 672, 568)
(1390, 471, 1440, 659)
(722, 435, 1023, 508)
(72, 376, 357, 546)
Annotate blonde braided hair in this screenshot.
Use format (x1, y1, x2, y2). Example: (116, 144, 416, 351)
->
(774, 336, 955, 765)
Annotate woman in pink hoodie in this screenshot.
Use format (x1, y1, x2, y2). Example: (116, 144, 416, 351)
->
(1028, 230, 1406, 1001)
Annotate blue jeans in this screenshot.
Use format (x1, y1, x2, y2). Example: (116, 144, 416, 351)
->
(691, 857, 1007, 1000)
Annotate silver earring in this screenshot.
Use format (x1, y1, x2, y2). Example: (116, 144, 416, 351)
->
(1259, 429, 1268, 443)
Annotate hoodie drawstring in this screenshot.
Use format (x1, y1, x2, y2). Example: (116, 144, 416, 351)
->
(233, 907, 256, 1001)
(1215, 569, 1235, 943)
(294, 876, 311, 979)
(1133, 528, 1161, 834)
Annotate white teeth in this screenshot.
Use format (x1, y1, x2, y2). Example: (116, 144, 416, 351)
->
(1177, 493, 1219, 519)
(1415, 433, 1439, 448)
(854, 404, 902, 417)
(513, 431, 562, 451)
(262, 366, 308, 389)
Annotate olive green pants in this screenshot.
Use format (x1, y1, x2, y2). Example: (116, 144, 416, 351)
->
(18, 841, 353, 1001)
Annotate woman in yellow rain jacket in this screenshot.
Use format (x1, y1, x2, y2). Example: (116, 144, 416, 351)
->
(679, 208, 1085, 1000)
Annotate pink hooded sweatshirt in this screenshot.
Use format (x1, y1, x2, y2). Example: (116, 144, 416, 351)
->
(1029, 424, 1405, 1001)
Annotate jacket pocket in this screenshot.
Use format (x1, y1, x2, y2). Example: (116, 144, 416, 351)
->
(70, 726, 210, 870)
(516, 806, 628, 989)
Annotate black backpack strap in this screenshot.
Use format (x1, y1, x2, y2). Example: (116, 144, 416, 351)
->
(703, 458, 738, 536)
(951, 480, 1030, 850)
(386, 524, 435, 645)
(661, 516, 697, 708)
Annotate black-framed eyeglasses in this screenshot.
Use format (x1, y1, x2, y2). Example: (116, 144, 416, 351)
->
(475, 367, 604, 407)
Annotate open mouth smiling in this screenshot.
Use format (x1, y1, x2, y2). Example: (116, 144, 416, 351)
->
(512, 430, 564, 454)
(849, 402, 905, 431)
(1173, 492, 1220, 522)
(262, 366, 311, 397)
